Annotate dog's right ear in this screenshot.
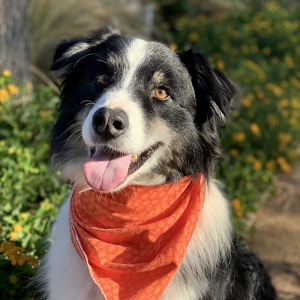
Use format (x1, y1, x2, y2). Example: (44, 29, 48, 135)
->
(180, 50, 235, 126)
(51, 27, 119, 77)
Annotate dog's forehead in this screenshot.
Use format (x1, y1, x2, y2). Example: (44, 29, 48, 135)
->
(103, 36, 183, 74)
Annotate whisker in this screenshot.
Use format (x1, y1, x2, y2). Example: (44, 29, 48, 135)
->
(61, 122, 82, 137)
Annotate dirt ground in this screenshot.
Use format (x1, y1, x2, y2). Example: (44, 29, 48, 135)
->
(245, 162, 300, 299)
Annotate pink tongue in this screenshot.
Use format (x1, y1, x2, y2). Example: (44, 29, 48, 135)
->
(83, 150, 132, 191)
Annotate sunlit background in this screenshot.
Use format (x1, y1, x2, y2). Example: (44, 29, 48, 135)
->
(0, 0, 299, 298)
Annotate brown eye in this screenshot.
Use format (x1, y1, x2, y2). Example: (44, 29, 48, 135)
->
(96, 74, 110, 86)
(155, 87, 169, 100)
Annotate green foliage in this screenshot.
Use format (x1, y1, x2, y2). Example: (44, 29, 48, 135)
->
(0, 70, 69, 299)
(169, 1, 300, 217)
(1, 1, 300, 297)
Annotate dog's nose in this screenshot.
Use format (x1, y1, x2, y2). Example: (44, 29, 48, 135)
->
(92, 107, 129, 138)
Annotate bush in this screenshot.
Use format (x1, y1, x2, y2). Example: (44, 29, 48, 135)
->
(0, 70, 69, 299)
(169, 1, 300, 219)
(1, 2, 300, 297)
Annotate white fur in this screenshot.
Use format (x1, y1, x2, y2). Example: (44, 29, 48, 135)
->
(43, 181, 231, 300)
(123, 39, 147, 89)
(63, 42, 91, 59)
(82, 89, 147, 154)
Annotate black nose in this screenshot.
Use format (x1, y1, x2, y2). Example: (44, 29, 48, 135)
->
(92, 107, 129, 138)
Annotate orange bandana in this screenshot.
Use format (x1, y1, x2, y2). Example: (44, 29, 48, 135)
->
(69, 174, 206, 300)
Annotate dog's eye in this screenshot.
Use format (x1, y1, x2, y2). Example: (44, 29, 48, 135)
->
(96, 74, 110, 86)
(155, 87, 169, 100)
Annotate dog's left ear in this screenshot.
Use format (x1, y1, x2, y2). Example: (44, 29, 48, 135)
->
(51, 27, 119, 78)
(180, 49, 235, 125)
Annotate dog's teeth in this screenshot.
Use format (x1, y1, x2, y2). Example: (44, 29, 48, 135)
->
(131, 154, 138, 162)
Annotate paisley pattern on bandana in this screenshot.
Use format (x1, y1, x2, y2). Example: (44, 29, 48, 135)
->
(69, 174, 206, 300)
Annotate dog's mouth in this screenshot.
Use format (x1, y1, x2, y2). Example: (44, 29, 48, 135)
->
(84, 144, 160, 191)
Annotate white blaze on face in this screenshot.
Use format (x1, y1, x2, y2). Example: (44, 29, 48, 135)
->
(81, 38, 156, 191)
(82, 38, 150, 150)
(122, 39, 148, 89)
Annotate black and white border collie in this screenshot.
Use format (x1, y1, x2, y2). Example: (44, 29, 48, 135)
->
(38, 29, 277, 300)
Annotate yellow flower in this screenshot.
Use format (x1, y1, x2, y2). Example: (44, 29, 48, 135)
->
(231, 198, 243, 218)
(40, 199, 53, 209)
(244, 59, 266, 81)
(169, 43, 178, 51)
(7, 83, 19, 95)
(216, 60, 225, 70)
(276, 156, 286, 164)
(0, 88, 10, 102)
(232, 132, 246, 143)
(20, 212, 29, 219)
(17, 256, 26, 266)
(26, 255, 38, 267)
(266, 1, 279, 12)
(246, 155, 255, 163)
(39, 110, 52, 117)
(229, 149, 239, 156)
(263, 47, 271, 55)
(8, 147, 15, 155)
(9, 232, 18, 241)
(250, 123, 262, 137)
(9, 275, 18, 284)
(288, 118, 297, 126)
(278, 99, 289, 108)
(266, 160, 276, 172)
(12, 224, 23, 233)
(187, 32, 199, 42)
(266, 82, 282, 96)
(290, 98, 299, 109)
(284, 55, 294, 68)
(290, 78, 300, 88)
(252, 158, 262, 171)
(2, 69, 11, 77)
(231, 109, 239, 117)
(256, 90, 265, 100)
(276, 156, 292, 174)
(278, 132, 292, 149)
(241, 95, 253, 108)
(280, 162, 292, 173)
(0, 240, 38, 268)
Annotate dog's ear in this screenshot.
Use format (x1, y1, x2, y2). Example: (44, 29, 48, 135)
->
(180, 49, 235, 126)
(51, 27, 119, 76)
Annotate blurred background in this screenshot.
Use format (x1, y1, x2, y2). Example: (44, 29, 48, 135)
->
(0, 0, 299, 298)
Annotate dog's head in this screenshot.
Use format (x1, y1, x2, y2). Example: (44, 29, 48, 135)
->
(51, 29, 235, 191)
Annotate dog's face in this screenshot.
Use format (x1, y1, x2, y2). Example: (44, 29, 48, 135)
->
(51, 30, 235, 191)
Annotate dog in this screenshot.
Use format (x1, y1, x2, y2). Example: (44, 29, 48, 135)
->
(37, 28, 277, 300)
